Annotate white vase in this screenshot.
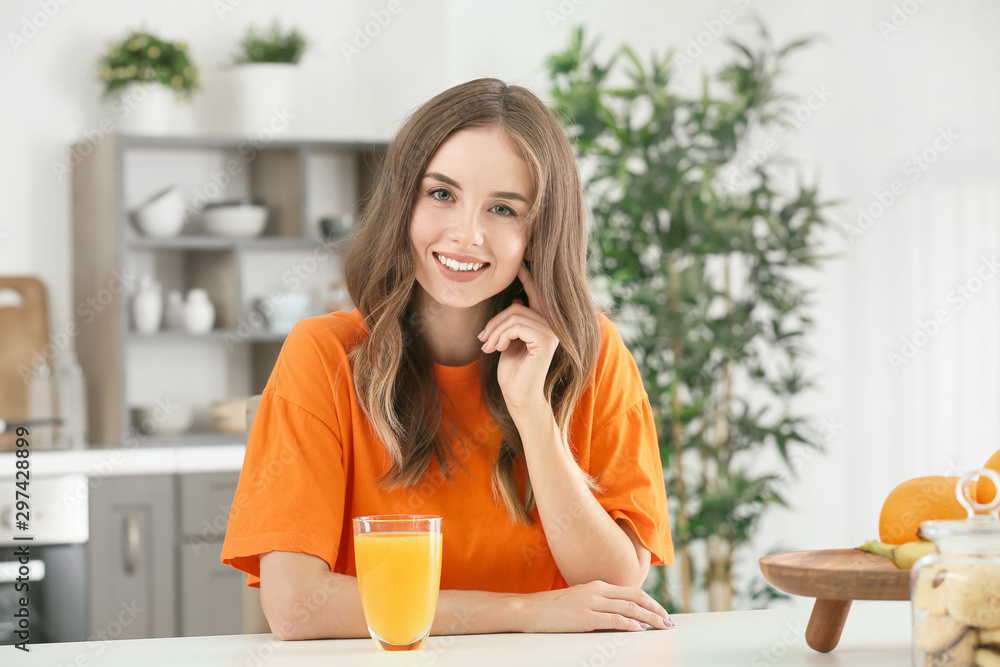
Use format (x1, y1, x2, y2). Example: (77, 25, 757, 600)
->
(114, 82, 177, 135)
(230, 63, 297, 134)
(132, 276, 163, 333)
(183, 289, 215, 334)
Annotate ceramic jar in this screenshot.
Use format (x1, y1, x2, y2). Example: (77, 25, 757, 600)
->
(911, 469, 1000, 667)
(132, 276, 163, 333)
(183, 289, 215, 334)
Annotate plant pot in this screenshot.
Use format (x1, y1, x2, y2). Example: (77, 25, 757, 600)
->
(114, 82, 177, 135)
(230, 62, 297, 133)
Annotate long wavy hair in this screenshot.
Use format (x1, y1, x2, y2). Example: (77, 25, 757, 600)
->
(343, 77, 601, 525)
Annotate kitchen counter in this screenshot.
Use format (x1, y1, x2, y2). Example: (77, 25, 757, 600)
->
(0, 444, 245, 479)
(12, 600, 912, 666)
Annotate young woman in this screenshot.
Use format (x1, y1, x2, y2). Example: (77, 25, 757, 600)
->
(221, 77, 674, 639)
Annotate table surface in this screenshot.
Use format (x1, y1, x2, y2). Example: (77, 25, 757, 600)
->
(11, 600, 913, 667)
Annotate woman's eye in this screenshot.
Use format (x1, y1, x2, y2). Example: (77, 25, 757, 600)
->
(491, 204, 516, 218)
(426, 189, 517, 218)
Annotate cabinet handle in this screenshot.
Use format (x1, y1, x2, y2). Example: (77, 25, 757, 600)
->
(122, 513, 141, 575)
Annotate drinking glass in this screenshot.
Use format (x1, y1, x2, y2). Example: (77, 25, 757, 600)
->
(353, 515, 443, 651)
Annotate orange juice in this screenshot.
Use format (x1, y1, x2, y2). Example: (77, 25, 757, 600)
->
(355, 531, 443, 646)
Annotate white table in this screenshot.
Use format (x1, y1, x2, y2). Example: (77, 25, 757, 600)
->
(11, 600, 912, 667)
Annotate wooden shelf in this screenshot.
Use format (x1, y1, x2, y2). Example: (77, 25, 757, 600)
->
(72, 133, 385, 446)
(127, 236, 327, 251)
(127, 329, 289, 343)
(117, 133, 386, 152)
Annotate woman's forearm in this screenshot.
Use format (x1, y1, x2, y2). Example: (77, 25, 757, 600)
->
(265, 567, 524, 640)
(513, 407, 646, 588)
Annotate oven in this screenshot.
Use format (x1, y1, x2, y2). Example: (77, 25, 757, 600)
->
(0, 475, 88, 645)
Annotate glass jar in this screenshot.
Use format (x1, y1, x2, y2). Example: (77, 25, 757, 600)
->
(911, 468, 1000, 667)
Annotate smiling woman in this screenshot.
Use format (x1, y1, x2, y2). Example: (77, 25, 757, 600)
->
(220, 77, 674, 641)
(410, 128, 533, 363)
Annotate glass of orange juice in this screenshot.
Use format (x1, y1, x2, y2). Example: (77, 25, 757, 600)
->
(353, 514, 443, 651)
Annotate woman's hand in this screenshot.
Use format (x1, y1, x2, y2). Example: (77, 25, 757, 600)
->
(516, 580, 675, 633)
(478, 262, 559, 416)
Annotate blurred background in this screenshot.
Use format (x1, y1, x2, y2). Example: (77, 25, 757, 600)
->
(0, 0, 998, 643)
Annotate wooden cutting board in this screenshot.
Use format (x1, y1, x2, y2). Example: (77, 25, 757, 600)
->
(0, 277, 51, 451)
(759, 548, 910, 653)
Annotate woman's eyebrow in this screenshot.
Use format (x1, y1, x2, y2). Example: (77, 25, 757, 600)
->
(424, 172, 529, 204)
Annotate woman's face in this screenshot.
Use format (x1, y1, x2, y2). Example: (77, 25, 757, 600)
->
(409, 125, 535, 314)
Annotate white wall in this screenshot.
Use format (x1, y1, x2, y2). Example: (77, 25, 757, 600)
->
(3, 0, 999, 607)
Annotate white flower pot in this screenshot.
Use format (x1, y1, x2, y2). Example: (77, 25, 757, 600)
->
(114, 82, 177, 135)
(230, 63, 297, 134)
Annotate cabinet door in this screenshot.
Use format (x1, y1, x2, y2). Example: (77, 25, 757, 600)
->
(179, 540, 244, 636)
(178, 471, 242, 636)
(88, 474, 176, 639)
(178, 471, 239, 539)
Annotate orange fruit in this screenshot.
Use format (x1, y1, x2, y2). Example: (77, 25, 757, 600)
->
(975, 449, 1000, 504)
(879, 475, 975, 544)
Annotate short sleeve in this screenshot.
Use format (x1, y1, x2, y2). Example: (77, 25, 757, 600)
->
(221, 322, 349, 587)
(590, 398, 674, 566)
(586, 316, 674, 566)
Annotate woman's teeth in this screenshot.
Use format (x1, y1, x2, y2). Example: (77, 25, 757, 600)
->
(436, 253, 486, 272)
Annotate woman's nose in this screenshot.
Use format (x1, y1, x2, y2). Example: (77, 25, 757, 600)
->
(450, 212, 484, 247)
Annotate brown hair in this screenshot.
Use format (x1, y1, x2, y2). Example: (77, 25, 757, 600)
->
(343, 77, 601, 524)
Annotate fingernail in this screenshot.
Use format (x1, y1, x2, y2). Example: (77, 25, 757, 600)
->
(664, 617, 675, 628)
(477, 330, 485, 340)
(639, 622, 651, 630)
(481, 342, 488, 352)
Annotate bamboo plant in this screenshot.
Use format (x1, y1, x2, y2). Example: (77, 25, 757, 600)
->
(546, 24, 837, 612)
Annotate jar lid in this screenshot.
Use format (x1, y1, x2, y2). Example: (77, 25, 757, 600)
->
(919, 469, 1000, 554)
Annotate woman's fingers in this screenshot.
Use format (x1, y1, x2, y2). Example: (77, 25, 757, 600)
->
(479, 303, 546, 344)
(586, 610, 646, 632)
(522, 583, 675, 633)
(480, 314, 553, 354)
(592, 597, 674, 630)
(589, 581, 673, 628)
(516, 263, 540, 310)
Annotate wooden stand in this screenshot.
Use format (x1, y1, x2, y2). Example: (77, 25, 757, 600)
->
(759, 549, 910, 653)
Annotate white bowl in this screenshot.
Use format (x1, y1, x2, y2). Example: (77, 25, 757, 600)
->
(200, 202, 268, 237)
(132, 404, 194, 436)
(133, 186, 185, 237)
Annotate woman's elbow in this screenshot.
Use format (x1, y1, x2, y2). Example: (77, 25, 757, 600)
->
(260, 581, 305, 640)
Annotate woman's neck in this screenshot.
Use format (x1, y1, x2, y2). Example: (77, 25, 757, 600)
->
(412, 292, 490, 367)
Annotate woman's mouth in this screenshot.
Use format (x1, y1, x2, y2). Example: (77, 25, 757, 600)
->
(434, 252, 490, 282)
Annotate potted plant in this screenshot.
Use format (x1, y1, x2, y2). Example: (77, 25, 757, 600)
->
(98, 29, 200, 134)
(546, 25, 839, 613)
(229, 20, 308, 132)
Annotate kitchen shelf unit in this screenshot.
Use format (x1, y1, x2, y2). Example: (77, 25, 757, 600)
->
(72, 133, 387, 447)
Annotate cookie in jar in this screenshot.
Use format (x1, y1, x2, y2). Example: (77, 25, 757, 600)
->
(912, 469, 1000, 667)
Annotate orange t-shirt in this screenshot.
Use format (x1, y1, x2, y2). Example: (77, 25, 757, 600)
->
(221, 309, 673, 592)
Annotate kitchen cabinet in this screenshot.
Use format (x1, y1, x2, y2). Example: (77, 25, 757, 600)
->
(71, 134, 386, 447)
(88, 474, 177, 639)
(88, 470, 244, 640)
(177, 471, 242, 637)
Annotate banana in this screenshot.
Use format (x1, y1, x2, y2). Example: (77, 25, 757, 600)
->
(858, 539, 936, 570)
